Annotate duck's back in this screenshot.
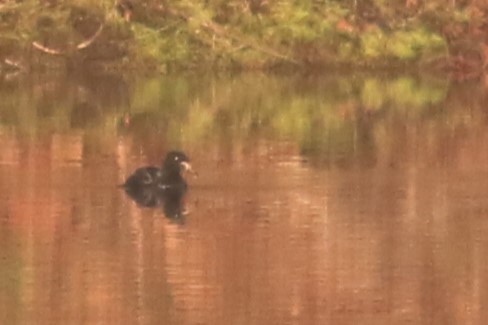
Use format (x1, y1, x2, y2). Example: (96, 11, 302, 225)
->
(123, 166, 161, 188)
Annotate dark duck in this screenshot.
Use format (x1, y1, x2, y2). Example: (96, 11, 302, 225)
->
(122, 151, 193, 219)
(123, 151, 192, 190)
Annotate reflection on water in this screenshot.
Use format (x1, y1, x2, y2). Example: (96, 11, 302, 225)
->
(123, 185, 187, 222)
(1, 72, 488, 324)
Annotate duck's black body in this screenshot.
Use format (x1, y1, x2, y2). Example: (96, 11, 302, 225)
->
(123, 151, 191, 190)
(123, 166, 162, 189)
(122, 151, 192, 219)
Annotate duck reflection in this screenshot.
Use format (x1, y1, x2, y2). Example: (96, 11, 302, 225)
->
(122, 151, 193, 221)
(124, 185, 187, 221)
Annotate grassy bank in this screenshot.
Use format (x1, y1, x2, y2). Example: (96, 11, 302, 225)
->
(0, 0, 486, 76)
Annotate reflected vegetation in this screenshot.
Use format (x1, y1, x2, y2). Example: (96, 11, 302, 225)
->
(0, 72, 451, 162)
(1, 72, 488, 324)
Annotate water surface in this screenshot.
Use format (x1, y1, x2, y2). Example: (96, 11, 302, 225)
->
(1, 72, 488, 325)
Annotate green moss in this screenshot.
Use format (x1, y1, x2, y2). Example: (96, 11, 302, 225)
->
(386, 28, 446, 60)
(338, 41, 355, 59)
(360, 29, 386, 58)
(387, 31, 418, 59)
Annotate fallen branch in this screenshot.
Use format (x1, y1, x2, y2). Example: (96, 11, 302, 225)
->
(77, 23, 104, 49)
(32, 22, 105, 55)
(32, 41, 64, 55)
(4, 58, 26, 71)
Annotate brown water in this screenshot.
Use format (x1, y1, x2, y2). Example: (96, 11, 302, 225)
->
(1, 72, 488, 325)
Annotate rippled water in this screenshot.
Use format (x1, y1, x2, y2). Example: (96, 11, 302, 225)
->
(1, 72, 488, 324)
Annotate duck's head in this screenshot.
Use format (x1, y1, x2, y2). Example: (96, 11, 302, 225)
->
(162, 151, 193, 174)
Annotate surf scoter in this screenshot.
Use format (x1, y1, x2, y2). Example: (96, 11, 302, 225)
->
(123, 150, 192, 191)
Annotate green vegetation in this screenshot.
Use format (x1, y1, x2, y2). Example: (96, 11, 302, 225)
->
(0, 0, 487, 73)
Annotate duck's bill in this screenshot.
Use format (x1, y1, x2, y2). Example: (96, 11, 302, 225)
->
(181, 161, 197, 176)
